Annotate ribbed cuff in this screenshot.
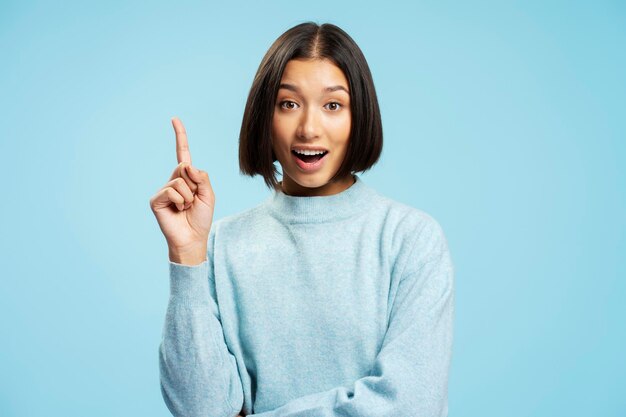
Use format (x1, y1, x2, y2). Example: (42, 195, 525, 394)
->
(168, 259, 210, 306)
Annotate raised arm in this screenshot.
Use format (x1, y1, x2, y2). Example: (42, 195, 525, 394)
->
(151, 117, 243, 416)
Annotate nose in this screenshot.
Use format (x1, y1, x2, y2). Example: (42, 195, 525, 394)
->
(296, 106, 321, 140)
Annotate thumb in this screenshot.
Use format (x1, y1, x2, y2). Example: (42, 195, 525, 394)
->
(186, 165, 214, 201)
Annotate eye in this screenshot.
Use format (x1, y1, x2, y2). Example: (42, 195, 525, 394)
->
(325, 102, 342, 111)
(279, 100, 299, 110)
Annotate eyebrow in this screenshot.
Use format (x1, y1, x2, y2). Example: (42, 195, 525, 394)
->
(278, 83, 350, 94)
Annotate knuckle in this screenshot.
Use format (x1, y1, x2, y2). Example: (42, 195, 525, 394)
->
(165, 187, 177, 198)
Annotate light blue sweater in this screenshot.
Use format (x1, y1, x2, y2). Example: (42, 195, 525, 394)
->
(159, 174, 455, 416)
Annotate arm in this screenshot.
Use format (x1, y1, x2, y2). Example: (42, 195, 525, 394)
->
(159, 234, 244, 417)
(249, 219, 455, 417)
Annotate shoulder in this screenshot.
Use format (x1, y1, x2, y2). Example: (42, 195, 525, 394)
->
(371, 191, 448, 244)
(370, 191, 451, 275)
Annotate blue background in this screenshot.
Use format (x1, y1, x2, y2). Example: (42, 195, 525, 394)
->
(1, 1, 624, 416)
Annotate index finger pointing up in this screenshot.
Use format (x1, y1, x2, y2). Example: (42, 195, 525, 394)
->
(172, 117, 192, 165)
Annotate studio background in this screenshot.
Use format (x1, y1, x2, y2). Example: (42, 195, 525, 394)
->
(1, 1, 624, 416)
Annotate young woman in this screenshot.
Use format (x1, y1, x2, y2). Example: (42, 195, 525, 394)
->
(150, 22, 455, 417)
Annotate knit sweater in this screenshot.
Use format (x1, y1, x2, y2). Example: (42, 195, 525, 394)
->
(159, 174, 455, 417)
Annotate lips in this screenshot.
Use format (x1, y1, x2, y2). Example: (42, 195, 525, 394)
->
(291, 150, 328, 160)
(291, 147, 329, 153)
(291, 150, 328, 172)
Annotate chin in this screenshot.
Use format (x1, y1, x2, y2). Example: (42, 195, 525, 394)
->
(293, 176, 329, 189)
(284, 170, 329, 187)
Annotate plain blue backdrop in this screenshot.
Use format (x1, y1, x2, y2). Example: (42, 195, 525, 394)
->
(1, 1, 624, 416)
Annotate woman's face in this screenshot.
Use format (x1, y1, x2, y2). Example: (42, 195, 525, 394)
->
(271, 58, 353, 196)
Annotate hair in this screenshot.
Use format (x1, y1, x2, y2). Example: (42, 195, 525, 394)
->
(238, 21, 383, 191)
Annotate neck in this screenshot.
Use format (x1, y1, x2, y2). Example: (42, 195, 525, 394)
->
(267, 174, 376, 224)
(279, 174, 356, 197)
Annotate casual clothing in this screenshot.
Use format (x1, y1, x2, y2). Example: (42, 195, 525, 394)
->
(159, 174, 455, 416)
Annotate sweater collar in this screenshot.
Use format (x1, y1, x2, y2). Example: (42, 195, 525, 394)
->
(266, 174, 376, 224)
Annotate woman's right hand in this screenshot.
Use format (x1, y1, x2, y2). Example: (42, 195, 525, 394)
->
(149, 117, 215, 264)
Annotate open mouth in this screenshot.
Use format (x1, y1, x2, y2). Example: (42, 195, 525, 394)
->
(291, 150, 329, 163)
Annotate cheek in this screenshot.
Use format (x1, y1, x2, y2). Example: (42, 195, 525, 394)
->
(343, 119, 352, 137)
(271, 118, 290, 156)
(272, 113, 285, 136)
(271, 116, 281, 144)
(272, 116, 295, 142)
(334, 114, 351, 139)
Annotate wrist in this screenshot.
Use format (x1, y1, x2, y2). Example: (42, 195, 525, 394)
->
(168, 245, 207, 266)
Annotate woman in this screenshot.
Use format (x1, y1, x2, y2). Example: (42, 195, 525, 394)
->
(150, 22, 455, 417)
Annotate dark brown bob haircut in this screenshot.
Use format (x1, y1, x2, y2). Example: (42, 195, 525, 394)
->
(238, 21, 383, 191)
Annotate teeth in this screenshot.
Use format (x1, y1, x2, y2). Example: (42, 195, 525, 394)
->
(294, 149, 326, 156)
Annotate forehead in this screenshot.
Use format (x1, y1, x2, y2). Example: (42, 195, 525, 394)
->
(279, 58, 349, 89)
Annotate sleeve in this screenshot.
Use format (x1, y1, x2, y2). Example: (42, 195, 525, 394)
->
(159, 227, 244, 417)
(248, 218, 455, 417)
